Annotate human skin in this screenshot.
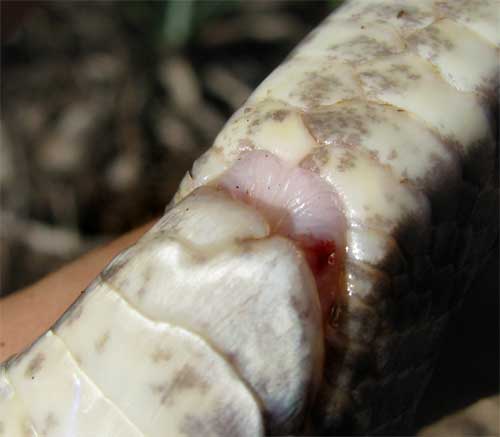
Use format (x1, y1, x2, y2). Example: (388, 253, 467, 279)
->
(0, 220, 155, 362)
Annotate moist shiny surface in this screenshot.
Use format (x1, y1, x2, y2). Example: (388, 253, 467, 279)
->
(217, 150, 346, 322)
(176, 0, 498, 432)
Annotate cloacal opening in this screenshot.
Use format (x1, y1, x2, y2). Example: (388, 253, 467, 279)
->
(215, 150, 346, 325)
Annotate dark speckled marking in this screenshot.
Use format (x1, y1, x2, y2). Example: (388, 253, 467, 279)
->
(299, 146, 330, 174)
(300, 155, 320, 174)
(342, 2, 432, 29)
(248, 117, 261, 132)
(329, 35, 399, 64)
(337, 150, 357, 172)
(151, 347, 172, 363)
(270, 109, 289, 122)
(313, 146, 330, 166)
(407, 25, 454, 61)
(24, 353, 44, 379)
(436, 0, 493, 24)
(368, 150, 380, 161)
(150, 364, 209, 406)
(180, 402, 251, 437)
(366, 213, 396, 229)
(359, 70, 399, 92)
(304, 106, 370, 143)
(305, 102, 413, 176)
(291, 71, 343, 108)
(390, 63, 421, 81)
(361, 62, 422, 95)
(95, 331, 110, 353)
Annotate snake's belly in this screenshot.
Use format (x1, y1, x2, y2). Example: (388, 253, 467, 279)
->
(1, 1, 498, 435)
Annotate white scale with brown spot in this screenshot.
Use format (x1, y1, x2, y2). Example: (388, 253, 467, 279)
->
(1, 0, 498, 435)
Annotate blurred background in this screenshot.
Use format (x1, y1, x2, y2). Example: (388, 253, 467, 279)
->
(1, 0, 336, 296)
(1, 1, 498, 435)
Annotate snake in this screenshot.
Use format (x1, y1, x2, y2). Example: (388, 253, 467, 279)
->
(1, 0, 498, 435)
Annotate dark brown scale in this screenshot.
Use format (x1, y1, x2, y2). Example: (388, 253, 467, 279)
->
(301, 15, 498, 434)
(313, 180, 498, 435)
